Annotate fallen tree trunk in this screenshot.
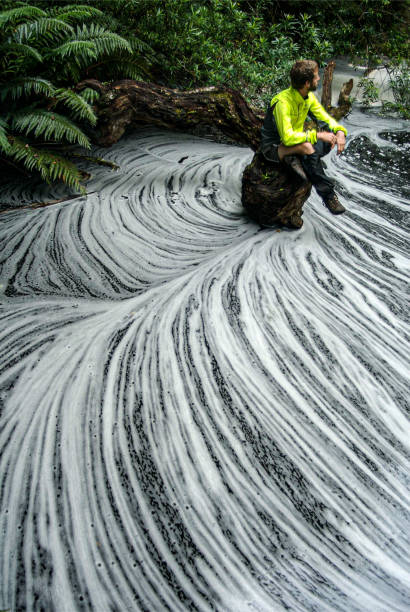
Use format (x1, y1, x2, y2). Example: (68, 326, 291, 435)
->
(76, 79, 264, 150)
(77, 69, 350, 228)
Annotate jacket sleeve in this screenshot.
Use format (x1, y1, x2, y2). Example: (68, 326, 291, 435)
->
(308, 96, 348, 135)
(272, 100, 318, 146)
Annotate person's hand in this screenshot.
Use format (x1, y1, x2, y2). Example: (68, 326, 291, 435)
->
(335, 131, 346, 155)
(318, 131, 336, 148)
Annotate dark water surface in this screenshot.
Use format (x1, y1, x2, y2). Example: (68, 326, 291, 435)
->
(0, 109, 409, 611)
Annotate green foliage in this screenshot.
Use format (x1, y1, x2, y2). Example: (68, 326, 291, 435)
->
(123, 0, 333, 107)
(0, 76, 55, 100)
(8, 136, 83, 188)
(0, 118, 11, 153)
(51, 4, 104, 24)
(358, 78, 380, 107)
(0, 5, 46, 26)
(382, 62, 410, 119)
(248, 0, 409, 66)
(53, 89, 97, 125)
(14, 17, 74, 43)
(78, 87, 100, 104)
(0, 1, 152, 190)
(357, 61, 409, 118)
(388, 63, 410, 109)
(11, 110, 91, 147)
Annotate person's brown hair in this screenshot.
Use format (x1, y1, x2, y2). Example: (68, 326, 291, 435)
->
(290, 60, 318, 89)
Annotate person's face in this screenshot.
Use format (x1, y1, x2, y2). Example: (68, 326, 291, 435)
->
(308, 67, 320, 91)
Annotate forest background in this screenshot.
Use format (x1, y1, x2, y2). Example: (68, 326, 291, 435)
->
(0, 0, 408, 190)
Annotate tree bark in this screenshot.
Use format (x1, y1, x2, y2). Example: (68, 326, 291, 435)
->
(321, 60, 336, 110)
(76, 74, 350, 229)
(320, 62, 354, 121)
(335, 79, 354, 120)
(242, 152, 312, 228)
(76, 79, 264, 150)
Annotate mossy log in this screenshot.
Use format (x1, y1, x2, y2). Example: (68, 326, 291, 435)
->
(76, 79, 264, 149)
(77, 71, 350, 228)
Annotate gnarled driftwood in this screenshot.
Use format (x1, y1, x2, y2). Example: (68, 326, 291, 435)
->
(76, 79, 263, 149)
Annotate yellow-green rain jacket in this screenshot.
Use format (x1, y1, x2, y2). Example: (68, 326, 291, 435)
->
(267, 87, 347, 146)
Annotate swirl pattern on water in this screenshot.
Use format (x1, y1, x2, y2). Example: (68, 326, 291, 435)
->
(1, 110, 409, 611)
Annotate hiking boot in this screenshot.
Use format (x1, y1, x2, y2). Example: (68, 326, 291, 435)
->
(283, 155, 308, 182)
(284, 214, 304, 229)
(324, 193, 346, 214)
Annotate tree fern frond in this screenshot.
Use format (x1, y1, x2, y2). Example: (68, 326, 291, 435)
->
(54, 88, 97, 125)
(0, 6, 46, 27)
(11, 110, 91, 148)
(103, 58, 151, 80)
(54, 5, 104, 23)
(127, 36, 155, 56)
(73, 23, 109, 40)
(95, 34, 133, 57)
(0, 119, 11, 153)
(8, 137, 83, 189)
(78, 87, 100, 104)
(50, 39, 97, 61)
(75, 23, 132, 54)
(0, 77, 55, 101)
(46, 153, 82, 185)
(0, 41, 42, 62)
(14, 17, 73, 43)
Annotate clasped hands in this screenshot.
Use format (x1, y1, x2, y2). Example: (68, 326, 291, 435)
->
(318, 130, 346, 154)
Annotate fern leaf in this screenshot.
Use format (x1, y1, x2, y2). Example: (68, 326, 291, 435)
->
(51, 39, 97, 61)
(54, 5, 104, 23)
(0, 42, 42, 62)
(0, 77, 55, 101)
(0, 6, 46, 27)
(11, 110, 91, 148)
(91, 53, 152, 80)
(14, 17, 73, 43)
(78, 87, 100, 104)
(72, 23, 107, 40)
(0, 119, 11, 153)
(104, 58, 151, 80)
(54, 88, 97, 126)
(74, 23, 132, 54)
(95, 34, 133, 57)
(8, 137, 83, 189)
(127, 36, 155, 56)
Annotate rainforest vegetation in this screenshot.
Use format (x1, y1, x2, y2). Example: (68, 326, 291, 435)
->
(0, 0, 408, 190)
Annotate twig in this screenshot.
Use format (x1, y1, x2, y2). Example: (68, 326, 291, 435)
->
(68, 153, 119, 169)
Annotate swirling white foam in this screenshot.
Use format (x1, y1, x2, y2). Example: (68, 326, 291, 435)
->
(0, 109, 409, 611)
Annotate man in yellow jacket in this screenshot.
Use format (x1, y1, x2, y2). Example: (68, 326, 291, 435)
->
(261, 59, 347, 225)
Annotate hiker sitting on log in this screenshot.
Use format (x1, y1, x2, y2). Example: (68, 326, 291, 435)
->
(260, 59, 347, 220)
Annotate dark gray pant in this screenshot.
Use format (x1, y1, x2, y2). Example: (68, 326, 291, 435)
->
(301, 140, 334, 201)
(261, 139, 335, 202)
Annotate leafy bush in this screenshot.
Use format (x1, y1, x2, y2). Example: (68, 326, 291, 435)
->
(382, 62, 410, 119)
(356, 61, 409, 118)
(251, 0, 409, 66)
(357, 77, 380, 108)
(0, 2, 152, 190)
(123, 0, 333, 107)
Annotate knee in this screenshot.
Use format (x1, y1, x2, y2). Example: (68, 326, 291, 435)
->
(301, 142, 315, 155)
